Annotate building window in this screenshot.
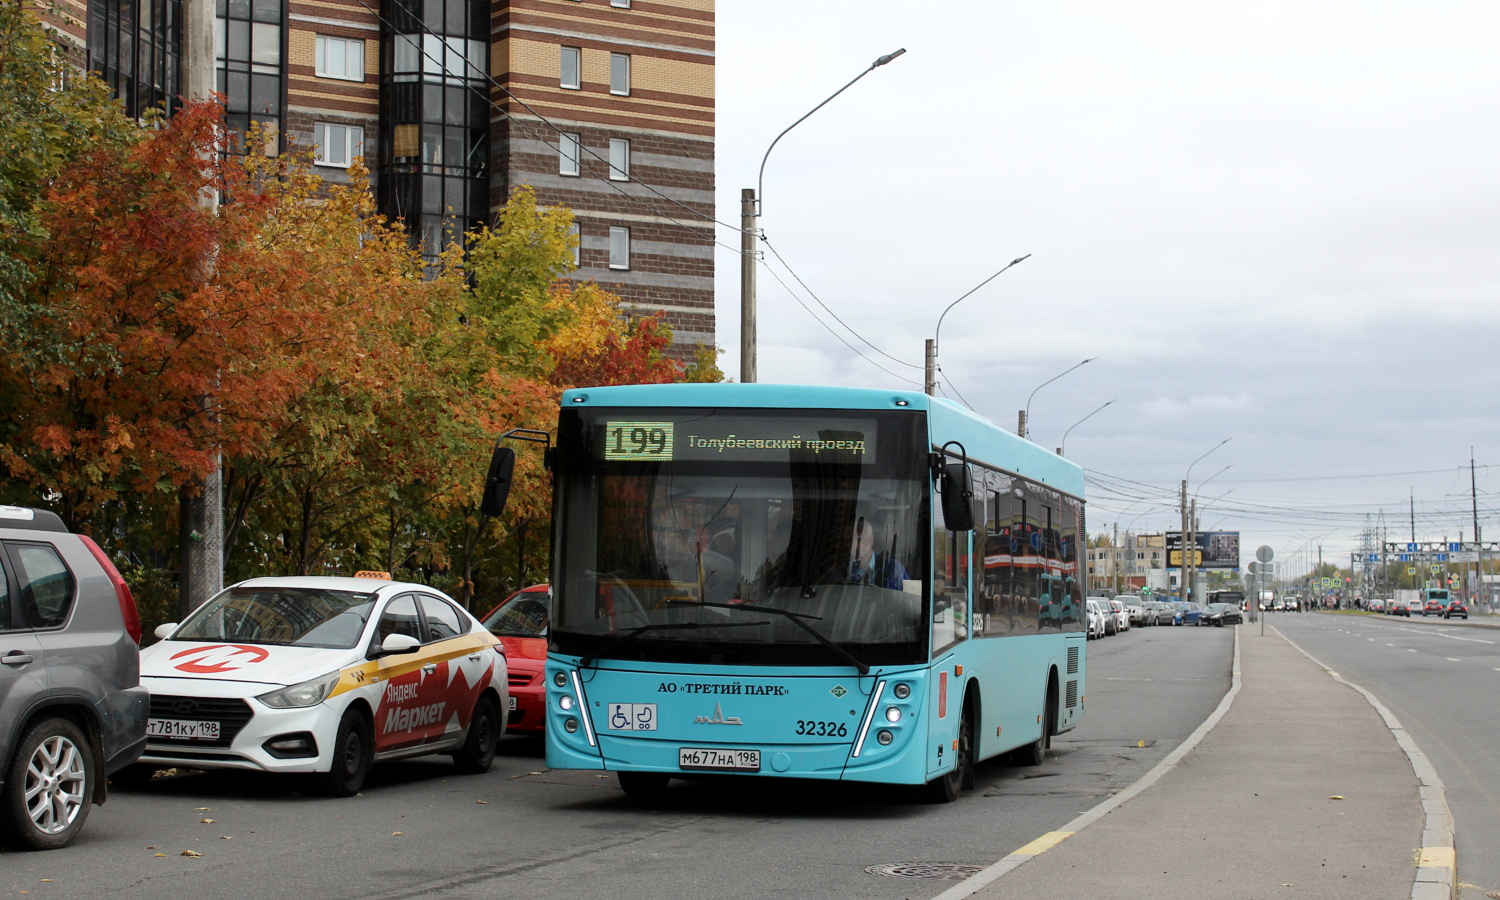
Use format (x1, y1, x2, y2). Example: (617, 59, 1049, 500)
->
(608, 138, 629, 181)
(315, 35, 364, 81)
(609, 52, 629, 95)
(314, 123, 364, 167)
(559, 132, 580, 176)
(609, 226, 630, 269)
(610, 0, 630, 7)
(568, 223, 581, 266)
(560, 46, 580, 89)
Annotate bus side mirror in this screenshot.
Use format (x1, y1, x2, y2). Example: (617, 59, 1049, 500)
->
(940, 461, 975, 532)
(481, 447, 516, 518)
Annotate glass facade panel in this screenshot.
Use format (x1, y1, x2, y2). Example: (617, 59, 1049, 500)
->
(378, 0, 488, 265)
(216, 0, 284, 153)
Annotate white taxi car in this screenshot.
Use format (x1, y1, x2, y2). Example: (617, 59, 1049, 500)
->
(136, 575, 508, 795)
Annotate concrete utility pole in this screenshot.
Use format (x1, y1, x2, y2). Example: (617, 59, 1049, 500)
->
(1179, 479, 1187, 601)
(924, 339, 937, 396)
(740, 188, 757, 383)
(179, 0, 223, 617)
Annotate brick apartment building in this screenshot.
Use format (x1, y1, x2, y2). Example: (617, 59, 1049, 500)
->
(50, 0, 716, 353)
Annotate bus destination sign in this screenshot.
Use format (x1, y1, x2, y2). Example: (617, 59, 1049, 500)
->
(600, 416, 876, 463)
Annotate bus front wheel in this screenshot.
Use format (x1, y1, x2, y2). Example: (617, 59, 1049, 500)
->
(923, 703, 973, 803)
(618, 771, 671, 802)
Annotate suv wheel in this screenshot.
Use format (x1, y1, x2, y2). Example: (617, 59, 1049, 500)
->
(1, 717, 95, 850)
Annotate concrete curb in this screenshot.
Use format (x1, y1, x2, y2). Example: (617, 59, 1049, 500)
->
(930, 625, 1246, 900)
(1271, 625, 1457, 900)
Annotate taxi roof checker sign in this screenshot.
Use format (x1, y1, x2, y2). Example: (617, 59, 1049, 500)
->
(134, 575, 510, 796)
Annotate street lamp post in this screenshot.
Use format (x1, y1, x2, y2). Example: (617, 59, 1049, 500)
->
(1020, 357, 1096, 439)
(1057, 399, 1116, 456)
(925, 255, 1031, 396)
(1180, 438, 1230, 603)
(740, 48, 906, 384)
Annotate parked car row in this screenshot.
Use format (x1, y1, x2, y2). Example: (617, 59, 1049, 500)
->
(1086, 595, 1234, 636)
(1, 506, 515, 852)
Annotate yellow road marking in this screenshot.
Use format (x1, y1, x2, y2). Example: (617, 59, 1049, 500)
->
(1012, 831, 1074, 856)
(1418, 847, 1455, 869)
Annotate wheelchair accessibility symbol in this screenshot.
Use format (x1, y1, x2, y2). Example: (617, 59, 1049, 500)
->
(607, 702, 658, 731)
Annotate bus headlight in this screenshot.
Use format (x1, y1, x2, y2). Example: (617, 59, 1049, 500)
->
(885, 706, 901, 723)
(553, 671, 568, 687)
(893, 683, 911, 699)
(876, 730, 893, 745)
(560, 695, 574, 710)
(564, 718, 579, 733)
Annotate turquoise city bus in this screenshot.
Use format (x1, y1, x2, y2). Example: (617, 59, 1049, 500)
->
(488, 383, 1087, 801)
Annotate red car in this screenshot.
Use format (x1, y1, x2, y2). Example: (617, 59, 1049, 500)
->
(480, 585, 550, 734)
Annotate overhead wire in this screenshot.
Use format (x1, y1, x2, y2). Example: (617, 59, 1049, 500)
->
(756, 262, 922, 386)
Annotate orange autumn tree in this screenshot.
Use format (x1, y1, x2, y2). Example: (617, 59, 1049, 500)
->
(0, 99, 434, 537)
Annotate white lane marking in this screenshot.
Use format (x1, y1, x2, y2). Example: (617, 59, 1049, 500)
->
(1407, 648, 1417, 652)
(1404, 629, 1494, 645)
(1446, 658, 1460, 662)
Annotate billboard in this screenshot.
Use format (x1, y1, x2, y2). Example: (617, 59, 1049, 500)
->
(1165, 532, 1241, 570)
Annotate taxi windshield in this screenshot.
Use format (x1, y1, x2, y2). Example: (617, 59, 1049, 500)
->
(173, 587, 377, 649)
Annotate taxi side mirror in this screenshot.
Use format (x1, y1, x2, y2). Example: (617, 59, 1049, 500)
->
(154, 622, 178, 640)
(378, 633, 421, 656)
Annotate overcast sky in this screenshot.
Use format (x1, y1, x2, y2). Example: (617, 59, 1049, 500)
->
(708, 1, 1500, 573)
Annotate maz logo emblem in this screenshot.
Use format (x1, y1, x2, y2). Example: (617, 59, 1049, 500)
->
(693, 703, 743, 725)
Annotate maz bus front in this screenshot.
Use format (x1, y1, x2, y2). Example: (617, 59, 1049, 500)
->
(491, 383, 1087, 801)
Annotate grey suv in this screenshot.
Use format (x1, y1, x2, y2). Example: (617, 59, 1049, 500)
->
(0, 506, 147, 850)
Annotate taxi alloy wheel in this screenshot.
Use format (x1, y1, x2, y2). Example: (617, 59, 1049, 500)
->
(315, 708, 373, 797)
(1, 717, 94, 850)
(453, 697, 500, 774)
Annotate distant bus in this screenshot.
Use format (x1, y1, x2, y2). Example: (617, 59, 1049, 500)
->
(487, 384, 1086, 802)
(1208, 590, 1245, 610)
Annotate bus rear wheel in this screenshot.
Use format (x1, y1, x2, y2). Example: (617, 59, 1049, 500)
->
(1010, 677, 1057, 767)
(617, 771, 670, 802)
(923, 703, 973, 803)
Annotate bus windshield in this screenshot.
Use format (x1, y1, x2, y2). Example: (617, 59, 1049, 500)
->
(551, 407, 930, 667)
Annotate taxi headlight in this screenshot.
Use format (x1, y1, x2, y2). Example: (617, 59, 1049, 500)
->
(257, 672, 341, 709)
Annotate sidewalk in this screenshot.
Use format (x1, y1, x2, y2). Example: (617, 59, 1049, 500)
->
(954, 627, 1436, 900)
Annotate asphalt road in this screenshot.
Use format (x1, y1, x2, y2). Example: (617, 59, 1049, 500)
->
(1270, 611, 1500, 900)
(1, 624, 1232, 900)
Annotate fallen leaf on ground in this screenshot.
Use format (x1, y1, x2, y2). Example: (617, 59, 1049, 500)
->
(200, 818, 215, 824)
(181, 850, 202, 858)
(1329, 795, 1344, 800)
(475, 800, 488, 804)
(220, 836, 232, 840)
(392, 832, 403, 836)
(153, 854, 166, 858)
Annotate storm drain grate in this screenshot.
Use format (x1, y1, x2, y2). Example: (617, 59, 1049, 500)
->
(865, 863, 984, 881)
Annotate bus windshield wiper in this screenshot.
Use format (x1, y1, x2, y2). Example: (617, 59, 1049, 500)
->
(668, 600, 871, 675)
(578, 620, 769, 668)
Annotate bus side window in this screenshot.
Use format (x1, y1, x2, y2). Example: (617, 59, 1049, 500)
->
(932, 471, 970, 653)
